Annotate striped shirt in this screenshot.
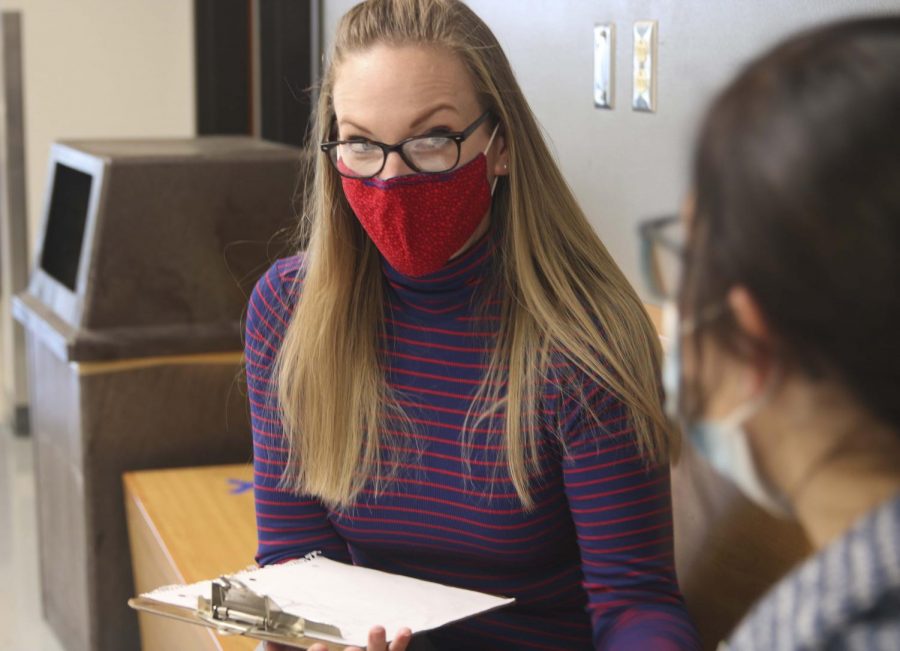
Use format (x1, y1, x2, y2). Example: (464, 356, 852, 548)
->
(724, 492, 900, 651)
(245, 235, 700, 650)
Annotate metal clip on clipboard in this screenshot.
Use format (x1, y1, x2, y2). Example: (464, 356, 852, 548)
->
(197, 576, 342, 639)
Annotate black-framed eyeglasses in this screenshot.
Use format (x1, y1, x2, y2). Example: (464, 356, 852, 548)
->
(638, 214, 685, 301)
(320, 110, 493, 180)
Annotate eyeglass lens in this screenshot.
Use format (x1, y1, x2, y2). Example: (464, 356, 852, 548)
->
(329, 135, 461, 178)
(641, 219, 685, 300)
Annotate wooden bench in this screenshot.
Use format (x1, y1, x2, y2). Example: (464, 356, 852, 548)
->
(124, 464, 259, 651)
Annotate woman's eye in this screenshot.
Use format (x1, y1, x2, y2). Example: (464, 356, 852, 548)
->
(409, 136, 453, 152)
(346, 141, 380, 155)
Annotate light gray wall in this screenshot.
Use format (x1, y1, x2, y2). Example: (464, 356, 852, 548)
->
(0, 0, 195, 253)
(322, 0, 899, 299)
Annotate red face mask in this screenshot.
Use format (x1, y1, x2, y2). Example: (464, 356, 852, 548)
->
(341, 152, 494, 278)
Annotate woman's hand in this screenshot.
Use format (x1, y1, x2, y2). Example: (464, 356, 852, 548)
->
(264, 626, 412, 651)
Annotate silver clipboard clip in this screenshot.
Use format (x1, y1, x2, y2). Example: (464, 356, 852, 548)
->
(197, 576, 342, 640)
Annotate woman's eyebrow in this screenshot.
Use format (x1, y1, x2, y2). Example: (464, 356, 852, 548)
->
(409, 103, 460, 131)
(337, 118, 374, 137)
(337, 103, 460, 139)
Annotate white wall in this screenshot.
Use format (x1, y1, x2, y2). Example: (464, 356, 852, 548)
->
(0, 0, 195, 254)
(323, 0, 899, 298)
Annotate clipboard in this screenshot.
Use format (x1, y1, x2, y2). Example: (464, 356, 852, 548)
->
(128, 552, 515, 649)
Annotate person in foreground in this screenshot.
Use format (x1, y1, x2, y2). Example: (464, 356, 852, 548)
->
(642, 17, 900, 651)
(247, 0, 700, 649)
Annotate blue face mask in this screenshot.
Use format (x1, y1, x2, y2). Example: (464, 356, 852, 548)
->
(662, 301, 791, 517)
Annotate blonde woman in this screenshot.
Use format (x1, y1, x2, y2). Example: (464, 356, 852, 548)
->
(246, 1, 698, 649)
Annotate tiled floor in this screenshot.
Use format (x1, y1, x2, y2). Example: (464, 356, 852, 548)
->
(0, 426, 67, 651)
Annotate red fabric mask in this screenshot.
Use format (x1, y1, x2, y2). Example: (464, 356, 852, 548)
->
(341, 153, 492, 277)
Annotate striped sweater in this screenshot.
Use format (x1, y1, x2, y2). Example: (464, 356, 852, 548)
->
(245, 234, 700, 650)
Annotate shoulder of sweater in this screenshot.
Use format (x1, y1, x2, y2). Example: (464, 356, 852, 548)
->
(247, 253, 306, 337)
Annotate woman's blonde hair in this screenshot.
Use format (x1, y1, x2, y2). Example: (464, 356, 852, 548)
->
(275, 0, 674, 509)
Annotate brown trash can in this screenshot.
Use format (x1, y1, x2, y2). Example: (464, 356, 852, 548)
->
(12, 137, 301, 651)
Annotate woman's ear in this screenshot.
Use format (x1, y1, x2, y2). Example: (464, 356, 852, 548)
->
(728, 285, 775, 389)
(728, 286, 770, 342)
(492, 133, 509, 177)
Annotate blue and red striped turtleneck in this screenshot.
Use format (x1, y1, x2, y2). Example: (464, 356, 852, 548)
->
(245, 233, 700, 650)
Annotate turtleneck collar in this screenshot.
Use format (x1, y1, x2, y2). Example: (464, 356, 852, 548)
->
(381, 230, 497, 317)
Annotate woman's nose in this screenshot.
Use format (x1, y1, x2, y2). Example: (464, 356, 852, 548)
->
(378, 151, 415, 180)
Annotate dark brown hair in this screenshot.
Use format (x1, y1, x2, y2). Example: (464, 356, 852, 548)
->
(683, 17, 900, 429)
